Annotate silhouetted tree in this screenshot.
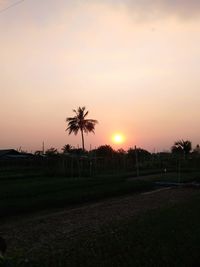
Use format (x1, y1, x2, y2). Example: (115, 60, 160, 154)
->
(171, 145, 184, 155)
(127, 147, 151, 162)
(193, 144, 200, 154)
(95, 145, 114, 157)
(45, 147, 58, 156)
(70, 148, 85, 155)
(117, 148, 126, 155)
(62, 144, 72, 153)
(171, 139, 192, 158)
(66, 107, 98, 151)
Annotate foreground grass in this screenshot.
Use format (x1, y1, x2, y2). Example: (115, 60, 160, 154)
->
(11, 191, 200, 267)
(0, 174, 154, 218)
(1, 168, 200, 218)
(136, 171, 200, 183)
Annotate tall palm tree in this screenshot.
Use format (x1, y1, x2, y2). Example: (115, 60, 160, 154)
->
(66, 107, 98, 151)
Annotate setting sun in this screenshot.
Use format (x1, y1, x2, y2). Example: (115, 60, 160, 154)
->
(112, 133, 125, 144)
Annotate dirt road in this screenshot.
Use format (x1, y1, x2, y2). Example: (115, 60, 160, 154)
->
(1, 187, 199, 259)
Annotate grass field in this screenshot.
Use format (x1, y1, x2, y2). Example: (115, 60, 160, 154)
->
(0, 172, 154, 218)
(1, 168, 200, 218)
(135, 170, 200, 183)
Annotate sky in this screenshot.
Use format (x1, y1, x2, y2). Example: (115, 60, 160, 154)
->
(0, 0, 200, 152)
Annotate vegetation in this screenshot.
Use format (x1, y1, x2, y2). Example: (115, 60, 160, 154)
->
(66, 107, 98, 151)
(0, 171, 154, 218)
(1, 138, 200, 179)
(61, 144, 72, 153)
(1, 165, 200, 219)
(171, 139, 192, 157)
(45, 147, 58, 156)
(93, 145, 114, 157)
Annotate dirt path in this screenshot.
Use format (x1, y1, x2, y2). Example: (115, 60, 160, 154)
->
(1, 187, 199, 259)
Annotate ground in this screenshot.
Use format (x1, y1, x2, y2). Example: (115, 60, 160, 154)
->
(1, 186, 199, 263)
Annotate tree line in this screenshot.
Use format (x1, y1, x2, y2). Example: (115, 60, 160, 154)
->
(44, 106, 199, 159)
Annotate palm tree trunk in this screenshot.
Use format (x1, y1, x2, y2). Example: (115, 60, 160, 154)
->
(81, 129, 85, 151)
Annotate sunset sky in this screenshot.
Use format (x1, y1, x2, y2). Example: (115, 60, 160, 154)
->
(0, 0, 200, 152)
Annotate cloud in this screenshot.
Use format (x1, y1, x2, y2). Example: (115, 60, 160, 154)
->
(95, 0, 200, 19)
(1, 1, 199, 22)
(0, 0, 9, 7)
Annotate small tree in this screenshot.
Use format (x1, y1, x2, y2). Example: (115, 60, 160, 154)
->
(95, 145, 114, 158)
(127, 147, 151, 162)
(62, 144, 72, 153)
(171, 139, 192, 158)
(45, 147, 58, 157)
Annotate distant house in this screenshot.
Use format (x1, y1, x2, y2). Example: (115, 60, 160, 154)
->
(0, 149, 33, 160)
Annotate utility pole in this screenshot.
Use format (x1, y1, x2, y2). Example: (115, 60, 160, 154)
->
(42, 141, 45, 155)
(135, 145, 139, 177)
(178, 157, 181, 183)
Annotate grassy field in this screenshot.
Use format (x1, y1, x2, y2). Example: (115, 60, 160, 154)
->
(0, 172, 154, 218)
(1, 168, 200, 218)
(10, 191, 200, 267)
(135, 170, 200, 183)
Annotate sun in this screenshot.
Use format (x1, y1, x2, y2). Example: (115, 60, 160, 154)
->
(112, 133, 125, 144)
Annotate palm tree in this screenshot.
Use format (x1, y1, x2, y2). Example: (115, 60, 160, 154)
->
(171, 139, 192, 158)
(61, 144, 72, 153)
(66, 107, 98, 151)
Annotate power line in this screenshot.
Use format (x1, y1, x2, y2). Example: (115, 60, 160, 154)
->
(0, 0, 25, 14)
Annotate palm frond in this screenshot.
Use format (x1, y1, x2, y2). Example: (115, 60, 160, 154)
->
(66, 117, 77, 122)
(86, 119, 98, 124)
(83, 121, 96, 134)
(66, 124, 79, 135)
(83, 111, 89, 118)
